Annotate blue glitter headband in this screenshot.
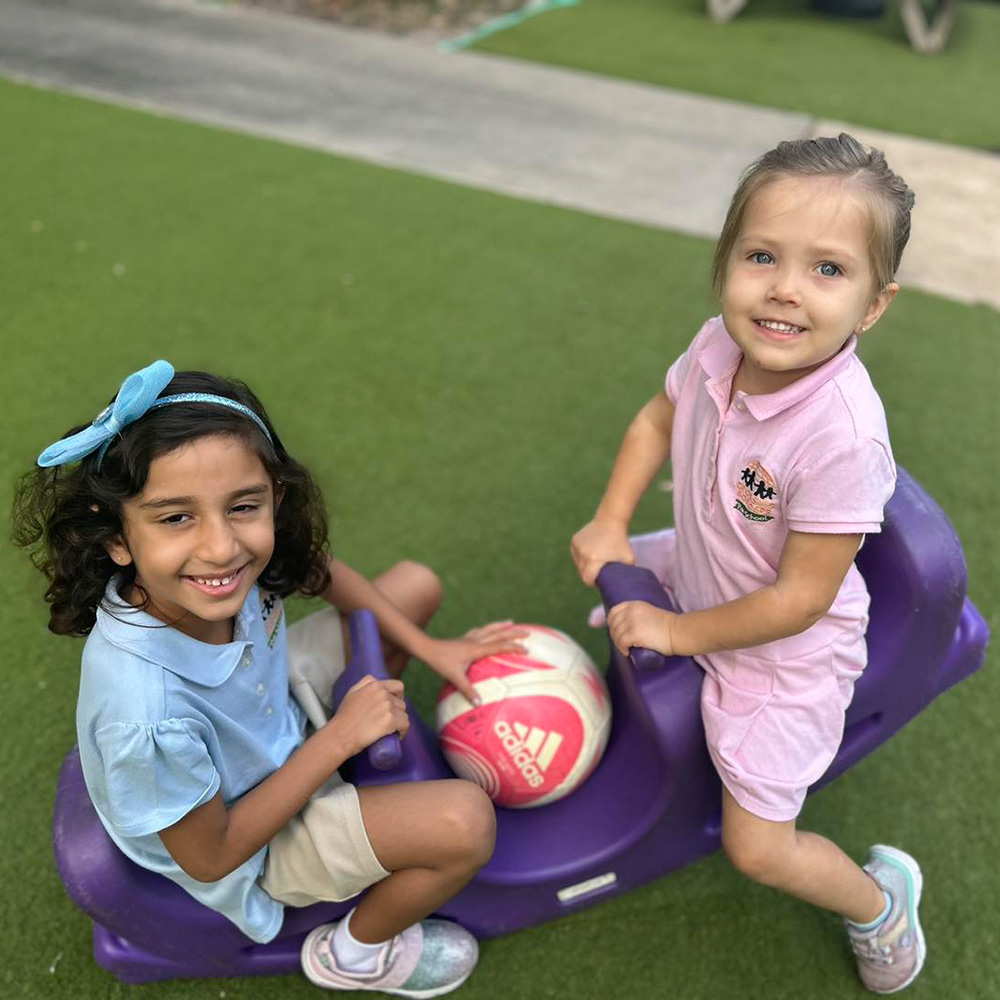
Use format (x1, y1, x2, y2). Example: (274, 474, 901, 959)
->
(37, 360, 274, 470)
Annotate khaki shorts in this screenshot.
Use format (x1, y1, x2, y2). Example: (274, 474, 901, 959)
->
(259, 608, 390, 907)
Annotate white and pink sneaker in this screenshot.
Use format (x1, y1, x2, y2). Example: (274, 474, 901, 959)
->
(301, 918, 479, 997)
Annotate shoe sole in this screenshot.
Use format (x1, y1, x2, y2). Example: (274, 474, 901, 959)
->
(868, 844, 926, 994)
(300, 923, 476, 999)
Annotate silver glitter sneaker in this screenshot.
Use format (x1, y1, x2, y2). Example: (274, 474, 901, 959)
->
(301, 918, 479, 997)
(847, 845, 926, 994)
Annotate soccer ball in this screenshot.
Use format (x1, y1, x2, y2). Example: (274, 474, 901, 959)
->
(435, 625, 612, 809)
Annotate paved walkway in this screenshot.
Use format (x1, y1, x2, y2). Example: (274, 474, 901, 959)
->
(2, 0, 996, 308)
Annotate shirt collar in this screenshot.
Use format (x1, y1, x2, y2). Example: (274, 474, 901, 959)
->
(95, 576, 256, 687)
(697, 317, 859, 421)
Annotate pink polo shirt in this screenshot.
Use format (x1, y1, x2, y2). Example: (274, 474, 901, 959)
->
(665, 316, 896, 660)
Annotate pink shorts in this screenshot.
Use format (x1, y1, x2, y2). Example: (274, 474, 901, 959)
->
(630, 529, 867, 822)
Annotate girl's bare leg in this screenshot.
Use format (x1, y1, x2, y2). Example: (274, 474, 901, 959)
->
(720, 787, 886, 924)
(349, 780, 495, 943)
(336, 561, 488, 943)
(340, 560, 443, 678)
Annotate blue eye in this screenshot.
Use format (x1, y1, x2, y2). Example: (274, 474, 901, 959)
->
(818, 262, 841, 277)
(750, 252, 774, 265)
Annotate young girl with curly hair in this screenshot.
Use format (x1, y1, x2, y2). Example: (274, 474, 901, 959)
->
(14, 361, 525, 996)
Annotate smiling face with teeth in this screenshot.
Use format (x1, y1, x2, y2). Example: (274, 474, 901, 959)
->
(720, 175, 897, 397)
(104, 433, 278, 644)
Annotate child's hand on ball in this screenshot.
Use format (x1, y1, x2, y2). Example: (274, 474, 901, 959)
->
(423, 621, 529, 706)
(607, 601, 677, 657)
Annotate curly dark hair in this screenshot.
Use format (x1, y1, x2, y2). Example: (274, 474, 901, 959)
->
(12, 370, 332, 636)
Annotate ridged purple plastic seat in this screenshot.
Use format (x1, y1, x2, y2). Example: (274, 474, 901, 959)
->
(52, 466, 988, 982)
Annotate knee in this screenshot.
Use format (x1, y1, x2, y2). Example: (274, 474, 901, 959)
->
(397, 561, 443, 616)
(439, 782, 496, 870)
(721, 828, 787, 886)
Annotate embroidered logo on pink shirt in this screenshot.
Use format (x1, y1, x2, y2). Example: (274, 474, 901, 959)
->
(736, 461, 778, 522)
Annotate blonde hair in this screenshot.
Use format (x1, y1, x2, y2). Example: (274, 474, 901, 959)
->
(712, 133, 915, 298)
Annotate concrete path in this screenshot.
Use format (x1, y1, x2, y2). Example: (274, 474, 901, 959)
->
(2, 0, 996, 309)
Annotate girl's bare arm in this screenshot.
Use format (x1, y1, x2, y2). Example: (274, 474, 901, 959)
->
(159, 676, 407, 883)
(571, 391, 675, 586)
(322, 557, 435, 661)
(608, 531, 864, 657)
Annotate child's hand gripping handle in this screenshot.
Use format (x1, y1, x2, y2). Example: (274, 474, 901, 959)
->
(331, 610, 403, 771)
(595, 562, 674, 671)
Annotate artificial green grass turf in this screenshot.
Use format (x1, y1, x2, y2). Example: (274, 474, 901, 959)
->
(1, 76, 997, 999)
(472, 0, 1000, 150)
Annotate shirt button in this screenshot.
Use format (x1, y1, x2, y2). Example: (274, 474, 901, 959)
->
(266, 707, 274, 717)
(256, 682, 265, 695)
(241, 653, 252, 668)
(735, 398, 746, 412)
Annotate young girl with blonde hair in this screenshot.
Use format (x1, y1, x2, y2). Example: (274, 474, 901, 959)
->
(573, 133, 923, 994)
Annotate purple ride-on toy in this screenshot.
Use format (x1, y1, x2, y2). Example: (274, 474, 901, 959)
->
(52, 466, 988, 983)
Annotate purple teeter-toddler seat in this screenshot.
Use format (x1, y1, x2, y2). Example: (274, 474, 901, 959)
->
(52, 466, 989, 982)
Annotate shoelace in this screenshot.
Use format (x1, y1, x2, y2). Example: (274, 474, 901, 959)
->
(851, 934, 895, 966)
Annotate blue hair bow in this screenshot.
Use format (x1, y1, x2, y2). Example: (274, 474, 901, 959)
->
(37, 360, 276, 470)
(38, 360, 176, 468)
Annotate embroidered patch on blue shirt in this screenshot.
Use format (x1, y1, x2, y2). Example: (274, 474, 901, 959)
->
(260, 591, 283, 649)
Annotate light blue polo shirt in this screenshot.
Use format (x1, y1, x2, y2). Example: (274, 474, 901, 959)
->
(77, 576, 307, 943)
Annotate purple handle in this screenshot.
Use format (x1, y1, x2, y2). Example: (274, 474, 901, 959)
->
(331, 610, 402, 771)
(595, 562, 676, 672)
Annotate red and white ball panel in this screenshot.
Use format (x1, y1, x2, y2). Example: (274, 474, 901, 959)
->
(436, 625, 611, 808)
